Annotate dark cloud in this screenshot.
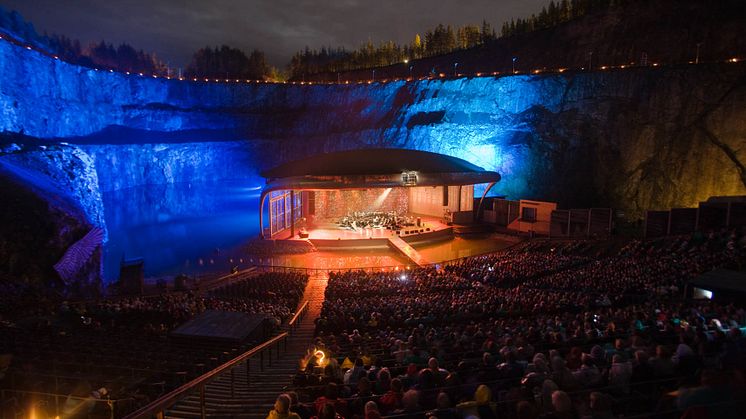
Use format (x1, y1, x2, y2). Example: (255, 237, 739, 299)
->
(1, 0, 544, 68)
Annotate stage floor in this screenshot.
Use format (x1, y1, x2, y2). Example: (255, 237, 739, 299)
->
(288, 215, 450, 241)
(254, 235, 521, 270)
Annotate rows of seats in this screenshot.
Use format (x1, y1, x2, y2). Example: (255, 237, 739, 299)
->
(0, 271, 308, 418)
(280, 229, 746, 419)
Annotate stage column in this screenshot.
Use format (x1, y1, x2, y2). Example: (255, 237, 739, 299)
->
(290, 190, 295, 238)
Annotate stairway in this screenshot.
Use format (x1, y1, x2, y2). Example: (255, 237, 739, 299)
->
(166, 273, 328, 419)
(387, 235, 432, 267)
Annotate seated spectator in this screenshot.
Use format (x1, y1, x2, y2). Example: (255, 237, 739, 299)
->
(548, 390, 578, 419)
(344, 358, 366, 385)
(287, 392, 312, 419)
(378, 378, 403, 414)
(631, 350, 654, 382)
(608, 354, 633, 394)
(573, 354, 602, 389)
(650, 345, 675, 377)
(364, 401, 380, 419)
(267, 394, 301, 419)
(314, 383, 347, 418)
(457, 384, 497, 419)
(393, 389, 425, 419)
(583, 392, 614, 419)
(427, 357, 448, 386)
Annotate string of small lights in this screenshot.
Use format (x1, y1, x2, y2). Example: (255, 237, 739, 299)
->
(0, 29, 741, 86)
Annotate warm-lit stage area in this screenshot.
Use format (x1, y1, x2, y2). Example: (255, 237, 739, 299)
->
(288, 215, 450, 241)
(257, 149, 502, 266)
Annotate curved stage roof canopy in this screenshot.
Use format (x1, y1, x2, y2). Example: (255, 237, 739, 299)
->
(260, 148, 500, 190)
(258, 149, 501, 238)
(262, 149, 493, 179)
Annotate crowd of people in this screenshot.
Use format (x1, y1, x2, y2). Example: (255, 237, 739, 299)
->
(276, 229, 746, 419)
(0, 272, 308, 418)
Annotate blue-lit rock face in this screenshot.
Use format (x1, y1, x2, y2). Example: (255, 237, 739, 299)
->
(1, 39, 745, 283)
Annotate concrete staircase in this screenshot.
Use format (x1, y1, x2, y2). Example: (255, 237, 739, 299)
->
(387, 235, 432, 267)
(166, 274, 327, 419)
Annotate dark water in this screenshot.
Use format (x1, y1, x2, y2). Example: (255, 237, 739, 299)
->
(102, 180, 262, 281)
(101, 181, 514, 282)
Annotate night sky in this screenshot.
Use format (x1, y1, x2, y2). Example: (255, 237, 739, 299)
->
(1, 0, 544, 68)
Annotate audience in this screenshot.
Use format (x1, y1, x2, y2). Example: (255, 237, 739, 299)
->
(0, 272, 308, 418)
(287, 229, 746, 418)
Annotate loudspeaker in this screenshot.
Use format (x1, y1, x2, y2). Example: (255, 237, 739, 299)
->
(442, 186, 449, 206)
(120, 259, 144, 295)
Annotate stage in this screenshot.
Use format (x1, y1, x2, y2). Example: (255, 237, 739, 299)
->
(273, 215, 453, 266)
(293, 215, 451, 241)
(257, 149, 503, 267)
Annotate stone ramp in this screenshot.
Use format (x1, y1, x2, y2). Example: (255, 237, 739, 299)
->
(165, 274, 327, 419)
(387, 235, 432, 267)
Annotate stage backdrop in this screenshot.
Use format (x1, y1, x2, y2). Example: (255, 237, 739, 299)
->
(313, 188, 408, 220)
(408, 186, 474, 217)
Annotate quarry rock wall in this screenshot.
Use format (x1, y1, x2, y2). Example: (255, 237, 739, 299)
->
(1, 38, 745, 228)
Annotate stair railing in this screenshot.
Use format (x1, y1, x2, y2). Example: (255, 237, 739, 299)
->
(288, 300, 310, 330)
(123, 332, 289, 419)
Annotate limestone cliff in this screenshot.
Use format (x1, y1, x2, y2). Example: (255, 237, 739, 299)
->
(1, 37, 745, 284)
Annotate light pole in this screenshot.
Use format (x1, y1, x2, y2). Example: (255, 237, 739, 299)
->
(409, 65, 414, 79)
(696, 42, 703, 64)
(372, 69, 375, 82)
(588, 51, 593, 70)
(512, 57, 517, 74)
(453, 62, 459, 77)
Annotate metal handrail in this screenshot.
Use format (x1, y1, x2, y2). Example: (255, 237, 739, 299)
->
(122, 332, 288, 419)
(288, 300, 309, 328)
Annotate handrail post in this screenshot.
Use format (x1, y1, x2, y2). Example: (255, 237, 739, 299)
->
(246, 360, 251, 389)
(200, 385, 206, 419)
(121, 333, 289, 419)
(268, 347, 272, 366)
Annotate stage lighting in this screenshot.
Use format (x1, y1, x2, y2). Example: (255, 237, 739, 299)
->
(401, 171, 418, 186)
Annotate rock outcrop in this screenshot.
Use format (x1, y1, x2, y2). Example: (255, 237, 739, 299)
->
(1, 37, 745, 284)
